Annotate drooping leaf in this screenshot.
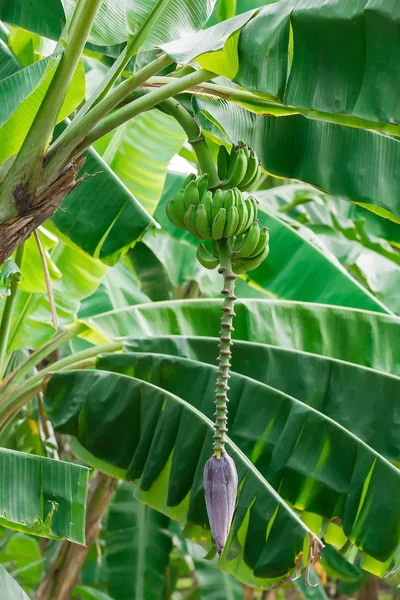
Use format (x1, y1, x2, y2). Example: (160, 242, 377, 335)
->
(44, 368, 318, 588)
(94, 110, 185, 214)
(105, 482, 172, 600)
(0, 448, 89, 543)
(0, 564, 31, 600)
(84, 299, 400, 375)
(122, 336, 400, 463)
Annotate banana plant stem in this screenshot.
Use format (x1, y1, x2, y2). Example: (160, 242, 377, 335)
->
(0, 341, 122, 430)
(0, 243, 25, 379)
(160, 98, 220, 188)
(46, 53, 173, 171)
(0, 322, 87, 392)
(214, 239, 237, 459)
(75, 69, 216, 156)
(0, 0, 104, 215)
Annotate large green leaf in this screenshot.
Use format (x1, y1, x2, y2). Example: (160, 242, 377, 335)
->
(154, 175, 390, 312)
(0, 448, 88, 543)
(94, 110, 185, 214)
(44, 369, 318, 588)
(235, 1, 400, 127)
(0, 40, 20, 79)
(3, 0, 218, 48)
(96, 351, 400, 566)
(122, 336, 400, 463)
(0, 564, 30, 600)
(2, 533, 42, 591)
(49, 142, 157, 264)
(105, 482, 172, 600)
(84, 298, 400, 375)
(190, 95, 400, 222)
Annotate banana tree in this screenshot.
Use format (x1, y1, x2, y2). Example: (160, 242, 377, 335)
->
(0, 0, 400, 598)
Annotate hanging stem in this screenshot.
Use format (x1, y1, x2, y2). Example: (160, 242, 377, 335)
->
(0, 243, 25, 379)
(160, 98, 220, 187)
(34, 230, 58, 329)
(214, 238, 237, 459)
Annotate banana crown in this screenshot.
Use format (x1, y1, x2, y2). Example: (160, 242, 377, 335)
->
(217, 141, 261, 192)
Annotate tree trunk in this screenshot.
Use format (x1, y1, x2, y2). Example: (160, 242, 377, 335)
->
(0, 157, 84, 265)
(35, 471, 118, 600)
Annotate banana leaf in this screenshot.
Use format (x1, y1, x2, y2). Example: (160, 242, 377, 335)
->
(44, 368, 319, 589)
(0, 565, 30, 600)
(84, 298, 400, 375)
(105, 482, 172, 600)
(0, 448, 88, 543)
(122, 336, 400, 463)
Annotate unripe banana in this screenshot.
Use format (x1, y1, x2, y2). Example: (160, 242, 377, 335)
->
(245, 168, 261, 190)
(197, 173, 209, 201)
(184, 204, 204, 239)
(226, 147, 248, 188)
(234, 201, 248, 236)
(232, 243, 269, 274)
(217, 145, 230, 181)
(232, 187, 243, 207)
(211, 239, 220, 259)
(212, 208, 227, 240)
(224, 205, 239, 238)
(183, 173, 196, 187)
(196, 204, 212, 238)
(184, 180, 199, 209)
(238, 151, 260, 190)
(203, 191, 214, 227)
(235, 220, 260, 257)
(244, 198, 255, 231)
(249, 196, 258, 221)
(247, 226, 269, 258)
(212, 189, 224, 220)
(223, 189, 235, 212)
(197, 243, 220, 270)
(173, 188, 187, 224)
(166, 199, 184, 229)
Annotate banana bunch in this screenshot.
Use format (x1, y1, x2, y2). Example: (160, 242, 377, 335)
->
(166, 174, 258, 241)
(197, 221, 269, 274)
(217, 141, 261, 191)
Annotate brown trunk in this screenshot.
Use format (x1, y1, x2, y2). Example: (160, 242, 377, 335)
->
(35, 471, 118, 600)
(357, 578, 379, 600)
(0, 157, 84, 265)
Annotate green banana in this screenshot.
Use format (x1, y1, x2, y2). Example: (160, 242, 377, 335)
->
(226, 147, 248, 188)
(232, 243, 269, 274)
(173, 188, 187, 224)
(238, 151, 260, 190)
(234, 201, 248, 236)
(183, 173, 196, 187)
(212, 208, 227, 240)
(166, 199, 184, 229)
(196, 204, 212, 238)
(217, 145, 230, 181)
(223, 189, 235, 212)
(232, 187, 243, 207)
(244, 198, 255, 231)
(184, 180, 200, 209)
(248, 226, 269, 258)
(245, 168, 261, 190)
(249, 196, 258, 221)
(184, 204, 204, 239)
(196, 243, 220, 270)
(211, 239, 220, 259)
(224, 205, 239, 238)
(203, 191, 214, 227)
(212, 189, 224, 220)
(197, 173, 209, 200)
(235, 220, 260, 257)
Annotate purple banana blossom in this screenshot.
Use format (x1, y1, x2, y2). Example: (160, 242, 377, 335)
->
(204, 452, 238, 556)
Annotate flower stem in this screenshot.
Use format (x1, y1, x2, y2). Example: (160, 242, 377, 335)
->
(160, 98, 219, 188)
(214, 238, 237, 459)
(0, 243, 25, 379)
